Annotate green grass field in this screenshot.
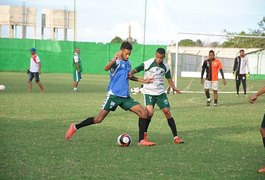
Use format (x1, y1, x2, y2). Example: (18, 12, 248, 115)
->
(0, 72, 265, 179)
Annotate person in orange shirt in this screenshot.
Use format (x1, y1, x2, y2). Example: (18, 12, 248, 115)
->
(201, 50, 226, 106)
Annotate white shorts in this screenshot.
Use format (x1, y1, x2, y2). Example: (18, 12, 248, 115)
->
(204, 80, 218, 91)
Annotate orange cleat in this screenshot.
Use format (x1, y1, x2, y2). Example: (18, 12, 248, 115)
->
(65, 123, 76, 141)
(258, 167, 265, 173)
(138, 139, 155, 146)
(174, 136, 184, 144)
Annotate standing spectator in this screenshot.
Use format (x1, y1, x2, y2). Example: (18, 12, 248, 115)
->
(73, 48, 82, 92)
(233, 49, 250, 97)
(28, 48, 45, 93)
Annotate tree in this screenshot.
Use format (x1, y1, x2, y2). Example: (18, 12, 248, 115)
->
(221, 17, 265, 48)
(111, 36, 123, 43)
(178, 39, 197, 46)
(196, 39, 203, 47)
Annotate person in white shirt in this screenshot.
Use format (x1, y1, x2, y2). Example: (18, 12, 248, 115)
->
(233, 49, 250, 97)
(27, 48, 45, 93)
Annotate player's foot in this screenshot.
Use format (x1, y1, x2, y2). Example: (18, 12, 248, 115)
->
(207, 99, 211, 106)
(236, 94, 239, 97)
(258, 167, 265, 173)
(174, 136, 184, 144)
(213, 103, 218, 107)
(65, 123, 77, 141)
(73, 88, 78, 92)
(138, 139, 155, 146)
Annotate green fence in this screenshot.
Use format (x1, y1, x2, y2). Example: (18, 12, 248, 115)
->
(0, 38, 166, 74)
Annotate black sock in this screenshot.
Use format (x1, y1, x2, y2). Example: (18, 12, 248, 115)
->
(214, 99, 217, 104)
(263, 137, 265, 148)
(75, 117, 95, 130)
(139, 118, 148, 142)
(145, 118, 151, 132)
(167, 117, 178, 137)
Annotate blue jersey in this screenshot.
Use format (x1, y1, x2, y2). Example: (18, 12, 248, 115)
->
(107, 58, 131, 97)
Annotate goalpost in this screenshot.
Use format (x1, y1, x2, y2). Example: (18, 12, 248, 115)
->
(168, 32, 265, 93)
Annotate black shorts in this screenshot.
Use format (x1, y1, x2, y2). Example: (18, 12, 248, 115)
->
(28, 71, 40, 82)
(261, 114, 265, 128)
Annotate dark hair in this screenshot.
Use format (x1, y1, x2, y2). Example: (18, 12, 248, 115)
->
(240, 49, 244, 52)
(120, 41, 133, 50)
(156, 48, 166, 55)
(209, 50, 215, 54)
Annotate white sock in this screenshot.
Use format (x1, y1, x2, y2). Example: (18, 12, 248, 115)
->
(74, 87, 77, 91)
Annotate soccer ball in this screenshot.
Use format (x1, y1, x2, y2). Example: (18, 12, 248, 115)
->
(0, 85, 5, 91)
(117, 133, 132, 147)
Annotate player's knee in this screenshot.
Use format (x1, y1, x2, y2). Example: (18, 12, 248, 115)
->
(260, 128, 265, 136)
(139, 109, 147, 119)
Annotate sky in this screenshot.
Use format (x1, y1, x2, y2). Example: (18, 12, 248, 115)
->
(0, 0, 264, 44)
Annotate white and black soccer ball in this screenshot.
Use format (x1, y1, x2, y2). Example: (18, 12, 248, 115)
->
(0, 85, 6, 91)
(117, 133, 132, 147)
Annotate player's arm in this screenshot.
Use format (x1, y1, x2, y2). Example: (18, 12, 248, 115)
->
(75, 63, 80, 72)
(167, 78, 181, 94)
(130, 76, 153, 84)
(219, 69, 226, 85)
(201, 61, 206, 84)
(38, 62, 42, 74)
(249, 86, 265, 104)
(129, 63, 144, 78)
(246, 57, 250, 74)
(104, 51, 121, 71)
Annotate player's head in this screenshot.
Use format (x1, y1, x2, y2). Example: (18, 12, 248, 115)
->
(30, 48, 36, 55)
(120, 41, 133, 60)
(209, 50, 215, 60)
(155, 48, 166, 64)
(239, 49, 245, 57)
(75, 48, 80, 54)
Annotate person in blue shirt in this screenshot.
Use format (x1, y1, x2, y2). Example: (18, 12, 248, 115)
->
(65, 41, 155, 146)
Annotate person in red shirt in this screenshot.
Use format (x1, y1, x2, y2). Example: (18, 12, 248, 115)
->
(201, 50, 226, 106)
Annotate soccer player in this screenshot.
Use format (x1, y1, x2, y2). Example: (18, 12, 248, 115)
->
(65, 41, 155, 146)
(129, 48, 184, 144)
(73, 48, 82, 92)
(201, 50, 226, 107)
(233, 49, 250, 97)
(249, 86, 265, 173)
(27, 48, 45, 93)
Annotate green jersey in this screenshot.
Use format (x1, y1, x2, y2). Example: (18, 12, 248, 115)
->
(73, 53, 82, 72)
(134, 58, 171, 95)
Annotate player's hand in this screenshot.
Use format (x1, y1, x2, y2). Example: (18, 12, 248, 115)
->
(173, 88, 181, 94)
(200, 79, 204, 85)
(249, 95, 257, 104)
(144, 77, 154, 84)
(113, 51, 121, 60)
(222, 79, 226, 86)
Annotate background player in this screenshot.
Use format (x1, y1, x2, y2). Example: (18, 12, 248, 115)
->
(130, 48, 184, 144)
(201, 50, 226, 107)
(233, 49, 250, 97)
(73, 48, 82, 92)
(27, 48, 45, 93)
(249, 86, 265, 173)
(65, 41, 155, 146)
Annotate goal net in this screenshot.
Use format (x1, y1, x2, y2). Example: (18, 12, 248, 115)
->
(167, 33, 265, 93)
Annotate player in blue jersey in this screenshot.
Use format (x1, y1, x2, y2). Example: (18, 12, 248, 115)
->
(65, 41, 155, 146)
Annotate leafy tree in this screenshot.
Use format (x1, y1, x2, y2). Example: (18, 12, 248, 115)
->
(179, 39, 197, 46)
(110, 36, 123, 43)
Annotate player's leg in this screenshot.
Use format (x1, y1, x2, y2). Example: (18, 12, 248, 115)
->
(121, 97, 154, 146)
(28, 72, 34, 92)
(65, 94, 116, 141)
(212, 81, 219, 106)
(35, 73, 45, 93)
(242, 75, 247, 96)
(235, 75, 240, 96)
(73, 71, 79, 92)
(258, 114, 265, 173)
(143, 94, 156, 141)
(157, 93, 184, 144)
(204, 80, 211, 106)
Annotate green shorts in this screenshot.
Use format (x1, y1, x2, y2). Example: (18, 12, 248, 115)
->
(73, 70, 82, 82)
(261, 114, 265, 128)
(144, 93, 170, 109)
(101, 94, 139, 111)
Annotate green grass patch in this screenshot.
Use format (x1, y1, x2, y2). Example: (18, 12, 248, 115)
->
(0, 72, 265, 179)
